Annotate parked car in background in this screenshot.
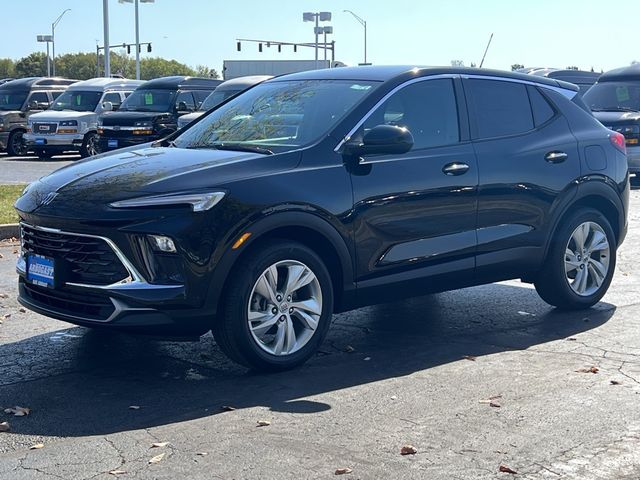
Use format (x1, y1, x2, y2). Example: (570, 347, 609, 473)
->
(177, 75, 272, 129)
(24, 78, 143, 159)
(96, 76, 221, 153)
(0, 77, 77, 156)
(583, 64, 640, 184)
(0, 78, 15, 86)
(528, 69, 600, 94)
(16, 66, 629, 371)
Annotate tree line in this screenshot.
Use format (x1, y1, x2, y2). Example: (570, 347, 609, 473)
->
(0, 52, 218, 80)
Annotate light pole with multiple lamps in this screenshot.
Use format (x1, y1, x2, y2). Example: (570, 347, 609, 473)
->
(343, 10, 368, 65)
(36, 34, 53, 76)
(303, 11, 331, 69)
(51, 8, 71, 76)
(119, 0, 155, 80)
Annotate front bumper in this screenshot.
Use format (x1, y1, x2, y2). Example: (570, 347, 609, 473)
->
(0, 131, 9, 150)
(24, 132, 85, 151)
(98, 133, 160, 152)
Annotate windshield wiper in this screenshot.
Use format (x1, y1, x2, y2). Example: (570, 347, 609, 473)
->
(591, 106, 640, 113)
(187, 143, 273, 155)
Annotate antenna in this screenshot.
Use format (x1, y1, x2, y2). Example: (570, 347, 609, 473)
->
(479, 33, 494, 68)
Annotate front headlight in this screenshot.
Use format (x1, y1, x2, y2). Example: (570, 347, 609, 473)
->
(59, 120, 78, 127)
(110, 192, 226, 212)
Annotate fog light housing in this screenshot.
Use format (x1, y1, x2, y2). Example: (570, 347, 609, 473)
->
(147, 235, 176, 253)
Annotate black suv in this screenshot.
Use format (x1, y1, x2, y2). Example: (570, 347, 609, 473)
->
(96, 76, 221, 153)
(0, 77, 77, 156)
(15, 66, 629, 371)
(583, 64, 640, 184)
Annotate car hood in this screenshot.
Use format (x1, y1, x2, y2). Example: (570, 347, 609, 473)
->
(100, 111, 170, 126)
(592, 110, 640, 126)
(29, 110, 96, 123)
(15, 145, 299, 217)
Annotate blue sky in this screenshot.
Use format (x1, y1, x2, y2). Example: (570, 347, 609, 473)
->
(0, 0, 636, 75)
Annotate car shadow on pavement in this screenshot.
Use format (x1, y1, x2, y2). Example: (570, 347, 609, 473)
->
(0, 282, 615, 438)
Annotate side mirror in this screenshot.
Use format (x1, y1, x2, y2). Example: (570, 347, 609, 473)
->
(28, 100, 48, 111)
(101, 101, 113, 112)
(343, 124, 414, 158)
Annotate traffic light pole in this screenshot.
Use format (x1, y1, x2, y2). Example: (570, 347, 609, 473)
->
(235, 38, 336, 66)
(96, 41, 152, 77)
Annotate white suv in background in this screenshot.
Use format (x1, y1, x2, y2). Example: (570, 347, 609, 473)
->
(24, 77, 143, 158)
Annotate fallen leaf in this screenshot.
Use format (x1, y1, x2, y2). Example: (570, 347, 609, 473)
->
(109, 470, 127, 476)
(0, 293, 7, 298)
(4, 406, 30, 416)
(610, 380, 622, 385)
(462, 355, 477, 362)
(489, 402, 502, 408)
(566, 337, 577, 341)
(335, 467, 353, 475)
(576, 366, 599, 374)
(2, 313, 11, 320)
(390, 395, 397, 400)
(29, 443, 44, 450)
(344, 345, 355, 353)
(257, 420, 271, 427)
(221, 405, 236, 411)
(0, 253, 3, 259)
(18, 307, 26, 313)
(148, 453, 165, 464)
(0, 422, 10, 432)
(151, 442, 169, 448)
(128, 405, 141, 410)
(479, 395, 502, 404)
(196, 452, 208, 456)
(400, 445, 417, 455)
(499, 464, 518, 474)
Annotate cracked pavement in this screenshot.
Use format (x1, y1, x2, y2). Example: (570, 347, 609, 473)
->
(0, 189, 639, 479)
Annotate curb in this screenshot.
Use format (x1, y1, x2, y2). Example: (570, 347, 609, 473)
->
(0, 224, 19, 241)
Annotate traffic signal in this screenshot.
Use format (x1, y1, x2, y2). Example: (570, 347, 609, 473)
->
(278, 44, 281, 53)
(237, 41, 241, 51)
(258, 43, 262, 52)
(147, 43, 152, 53)
(293, 44, 297, 53)
(127, 45, 131, 54)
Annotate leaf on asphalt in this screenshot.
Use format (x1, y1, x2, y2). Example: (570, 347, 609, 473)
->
(400, 445, 418, 455)
(566, 337, 577, 341)
(479, 395, 502, 404)
(151, 442, 170, 448)
(2, 313, 11, 320)
(148, 453, 166, 464)
(499, 464, 518, 474)
(0, 422, 10, 432)
(0, 293, 7, 298)
(257, 420, 271, 427)
(128, 405, 141, 410)
(108, 470, 127, 476)
(29, 443, 44, 450)
(610, 380, 622, 385)
(221, 405, 236, 411)
(462, 355, 477, 361)
(335, 467, 353, 475)
(196, 452, 208, 456)
(4, 406, 31, 416)
(18, 307, 26, 313)
(344, 345, 355, 353)
(489, 402, 502, 408)
(575, 366, 599, 374)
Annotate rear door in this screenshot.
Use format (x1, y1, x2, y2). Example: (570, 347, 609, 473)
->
(463, 77, 580, 277)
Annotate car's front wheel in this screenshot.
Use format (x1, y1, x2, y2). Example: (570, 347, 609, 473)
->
(80, 132, 100, 157)
(7, 131, 28, 156)
(535, 208, 616, 310)
(213, 240, 334, 371)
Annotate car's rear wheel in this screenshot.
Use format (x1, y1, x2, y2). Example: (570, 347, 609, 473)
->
(80, 132, 100, 157)
(7, 131, 27, 156)
(535, 208, 616, 310)
(213, 240, 333, 371)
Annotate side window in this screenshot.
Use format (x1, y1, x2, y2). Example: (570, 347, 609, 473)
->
(50, 91, 63, 100)
(192, 90, 210, 108)
(527, 86, 555, 127)
(360, 79, 460, 150)
(102, 92, 122, 110)
(176, 91, 195, 111)
(467, 79, 534, 139)
(28, 92, 50, 109)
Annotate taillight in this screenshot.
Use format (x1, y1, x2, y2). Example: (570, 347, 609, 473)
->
(610, 131, 626, 154)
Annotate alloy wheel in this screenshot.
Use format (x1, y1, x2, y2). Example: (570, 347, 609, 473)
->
(564, 221, 610, 296)
(11, 132, 27, 156)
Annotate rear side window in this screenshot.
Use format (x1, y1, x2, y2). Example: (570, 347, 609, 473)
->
(467, 79, 533, 139)
(527, 86, 555, 126)
(102, 92, 122, 109)
(176, 91, 196, 111)
(192, 90, 210, 108)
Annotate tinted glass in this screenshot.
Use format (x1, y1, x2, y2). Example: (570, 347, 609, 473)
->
(51, 90, 102, 112)
(360, 78, 460, 150)
(528, 86, 555, 127)
(200, 90, 241, 110)
(582, 81, 640, 112)
(29, 92, 49, 104)
(0, 90, 28, 110)
(174, 80, 378, 153)
(176, 91, 195, 111)
(468, 79, 534, 138)
(119, 89, 177, 112)
(192, 90, 210, 107)
(102, 92, 122, 107)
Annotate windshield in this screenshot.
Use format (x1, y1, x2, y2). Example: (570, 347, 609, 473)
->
(0, 90, 28, 111)
(119, 89, 176, 112)
(51, 90, 103, 112)
(199, 90, 241, 111)
(583, 82, 640, 112)
(174, 80, 378, 153)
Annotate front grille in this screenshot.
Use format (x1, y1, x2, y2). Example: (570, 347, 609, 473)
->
(21, 224, 130, 286)
(32, 123, 58, 134)
(22, 282, 115, 321)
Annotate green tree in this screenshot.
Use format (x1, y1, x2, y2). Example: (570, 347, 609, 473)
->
(140, 57, 195, 80)
(511, 63, 525, 71)
(55, 52, 100, 80)
(0, 58, 15, 78)
(15, 52, 48, 77)
(194, 64, 220, 79)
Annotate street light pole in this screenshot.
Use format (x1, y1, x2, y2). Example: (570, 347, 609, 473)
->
(103, 0, 110, 77)
(51, 8, 71, 77)
(304, 12, 331, 69)
(343, 10, 367, 65)
(134, 0, 140, 79)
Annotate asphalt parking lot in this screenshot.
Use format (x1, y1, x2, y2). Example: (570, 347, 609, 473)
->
(0, 153, 77, 184)
(0, 186, 639, 479)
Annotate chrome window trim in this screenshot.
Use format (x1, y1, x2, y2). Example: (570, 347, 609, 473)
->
(333, 73, 578, 153)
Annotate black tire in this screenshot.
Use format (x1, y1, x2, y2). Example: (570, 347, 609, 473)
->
(213, 240, 334, 372)
(535, 208, 616, 310)
(80, 132, 100, 158)
(7, 130, 27, 156)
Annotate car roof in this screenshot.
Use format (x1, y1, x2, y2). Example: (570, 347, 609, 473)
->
(136, 76, 223, 90)
(545, 70, 600, 82)
(67, 77, 145, 91)
(269, 65, 578, 91)
(0, 77, 78, 90)
(216, 75, 272, 90)
(598, 64, 640, 82)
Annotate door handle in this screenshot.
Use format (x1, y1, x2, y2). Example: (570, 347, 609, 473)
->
(545, 151, 568, 163)
(442, 162, 470, 176)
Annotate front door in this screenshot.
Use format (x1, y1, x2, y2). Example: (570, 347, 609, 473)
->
(349, 77, 479, 294)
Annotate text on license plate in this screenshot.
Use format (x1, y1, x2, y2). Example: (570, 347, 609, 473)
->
(108, 139, 118, 148)
(27, 254, 55, 288)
